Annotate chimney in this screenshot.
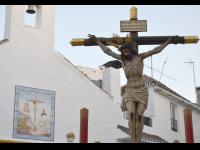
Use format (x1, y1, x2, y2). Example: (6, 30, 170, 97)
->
(196, 86, 200, 105)
(102, 67, 121, 103)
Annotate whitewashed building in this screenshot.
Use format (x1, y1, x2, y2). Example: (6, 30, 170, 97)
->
(0, 5, 128, 143)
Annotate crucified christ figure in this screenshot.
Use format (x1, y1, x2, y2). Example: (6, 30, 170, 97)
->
(88, 34, 172, 143)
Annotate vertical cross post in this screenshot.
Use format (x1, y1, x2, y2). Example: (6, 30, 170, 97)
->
(130, 7, 138, 53)
(80, 108, 89, 143)
(184, 107, 194, 143)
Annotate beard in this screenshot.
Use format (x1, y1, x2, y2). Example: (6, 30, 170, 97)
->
(121, 53, 133, 61)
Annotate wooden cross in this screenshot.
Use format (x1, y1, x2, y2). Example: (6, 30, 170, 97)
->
(70, 6, 199, 69)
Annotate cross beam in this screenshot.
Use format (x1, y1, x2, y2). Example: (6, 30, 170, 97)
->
(70, 35, 199, 47)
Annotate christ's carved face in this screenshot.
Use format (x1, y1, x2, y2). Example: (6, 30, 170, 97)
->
(121, 48, 133, 61)
(122, 49, 130, 56)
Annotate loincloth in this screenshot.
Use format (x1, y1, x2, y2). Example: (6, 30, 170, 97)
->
(122, 86, 149, 108)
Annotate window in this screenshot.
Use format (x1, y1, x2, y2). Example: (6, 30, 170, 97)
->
(170, 103, 178, 132)
(143, 116, 152, 127)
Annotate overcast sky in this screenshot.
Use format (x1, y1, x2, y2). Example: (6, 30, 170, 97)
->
(0, 5, 200, 103)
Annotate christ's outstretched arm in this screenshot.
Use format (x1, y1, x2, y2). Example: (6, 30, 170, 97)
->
(88, 34, 122, 61)
(140, 37, 173, 59)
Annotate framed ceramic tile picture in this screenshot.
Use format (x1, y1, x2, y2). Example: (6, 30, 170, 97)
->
(13, 85, 55, 141)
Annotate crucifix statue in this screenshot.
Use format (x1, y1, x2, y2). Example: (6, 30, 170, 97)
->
(88, 34, 172, 143)
(70, 6, 199, 143)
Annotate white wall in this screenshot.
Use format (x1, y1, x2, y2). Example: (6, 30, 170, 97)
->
(102, 67, 121, 103)
(145, 86, 200, 143)
(151, 89, 185, 143)
(0, 5, 128, 143)
(76, 66, 122, 104)
(192, 110, 200, 143)
(144, 87, 155, 118)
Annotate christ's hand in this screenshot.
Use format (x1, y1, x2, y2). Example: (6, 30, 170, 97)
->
(88, 34, 122, 60)
(88, 34, 98, 43)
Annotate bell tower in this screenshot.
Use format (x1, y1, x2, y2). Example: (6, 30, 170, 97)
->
(4, 5, 55, 46)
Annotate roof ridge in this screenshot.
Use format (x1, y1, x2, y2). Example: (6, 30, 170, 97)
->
(143, 74, 188, 100)
(54, 51, 113, 99)
(143, 75, 200, 110)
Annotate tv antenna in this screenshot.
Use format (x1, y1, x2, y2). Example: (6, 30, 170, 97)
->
(184, 59, 197, 88)
(159, 57, 168, 82)
(144, 64, 177, 82)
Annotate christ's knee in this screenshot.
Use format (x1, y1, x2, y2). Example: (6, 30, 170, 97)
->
(136, 103, 146, 121)
(127, 110, 136, 120)
(136, 110, 144, 121)
(136, 110, 143, 120)
(136, 114, 143, 121)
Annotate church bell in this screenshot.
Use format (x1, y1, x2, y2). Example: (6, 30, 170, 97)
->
(26, 5, 36, 14)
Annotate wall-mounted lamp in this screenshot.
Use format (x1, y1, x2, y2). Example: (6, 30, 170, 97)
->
(66, 132, 75, 143)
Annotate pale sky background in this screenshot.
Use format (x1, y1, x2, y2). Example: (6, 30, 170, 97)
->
(0, 5, 200, 103)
